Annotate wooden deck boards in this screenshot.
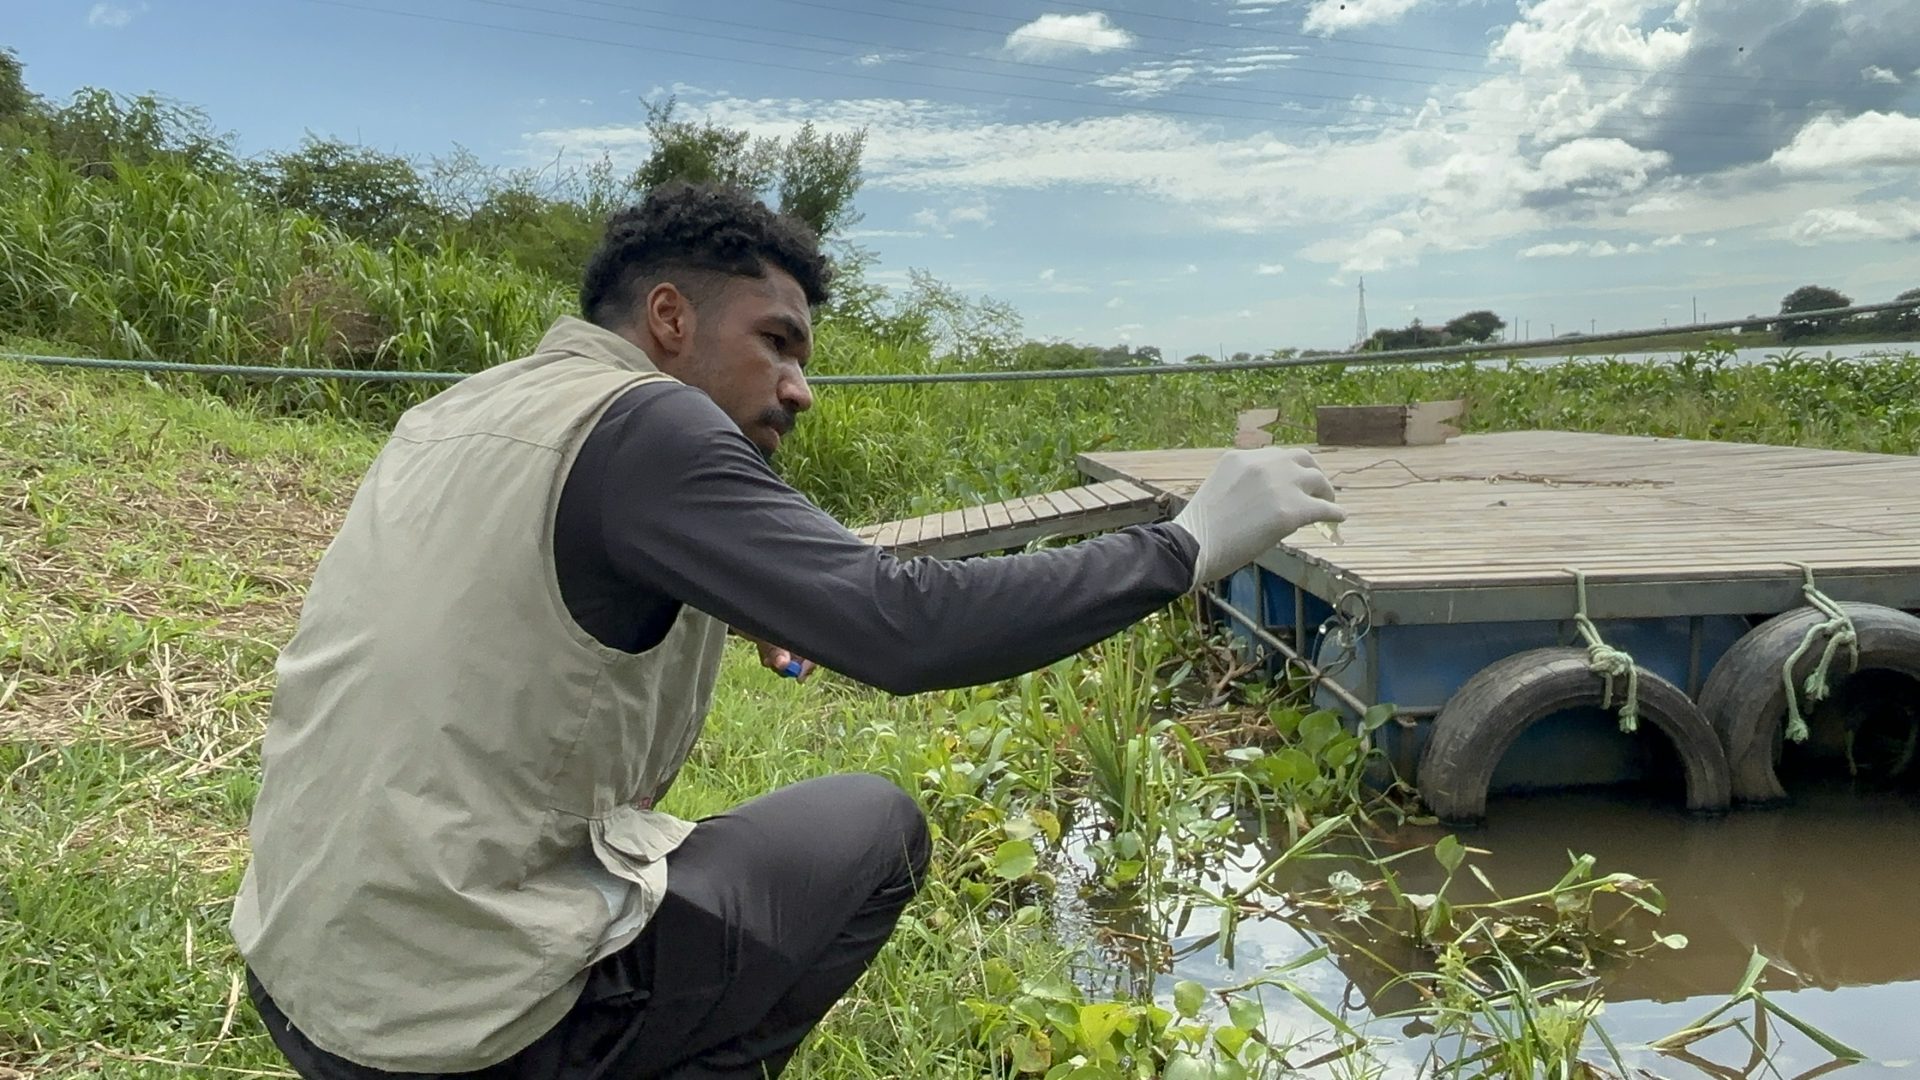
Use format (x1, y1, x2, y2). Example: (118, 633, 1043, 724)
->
(1078, 431, 1920, 597)
(850, 479, 1167, 560)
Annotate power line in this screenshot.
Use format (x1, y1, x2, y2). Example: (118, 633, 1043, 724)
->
(867, 0, 1868, 92)
(572, 0, 1831, 113)
(8, 301, 1915, 387)
(292, 0, 1889, 148)
(554, 0, 1844, 123)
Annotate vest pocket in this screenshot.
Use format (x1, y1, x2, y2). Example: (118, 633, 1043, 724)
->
(587, 804, 697, 884)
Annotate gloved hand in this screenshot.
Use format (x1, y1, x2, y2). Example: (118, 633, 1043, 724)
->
(1169, 447, 1345, 587)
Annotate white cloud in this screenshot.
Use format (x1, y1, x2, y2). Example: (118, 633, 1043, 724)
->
(1787, 203, 1920, 245)
(1519, 239, 1649, 258)
(910, 201, 994, 237)
(1182, 263, 1200, 274)
(1039, 268, 1056, 281)
(1094, 49, 1299, 99)
(1491, 0, 1691, 72)
(1093, 64, 1199, 99)
(1534, 138, 1671, 195)
(1004, 13, 1134, 58)
(1255, 263, 1287, 275)
(1863, 66, 1901, 85)
(1653, 233, 1687, 247)
(1303, 0, 1426, 34)
(1106, 296, 1126, 309)
(1770, 111, 1920, 174)
(86, 2, 139, 28)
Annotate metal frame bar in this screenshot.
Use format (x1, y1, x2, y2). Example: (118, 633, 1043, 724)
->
(1248, 550, 1920, 626)
(1201, 587, 1371, 717)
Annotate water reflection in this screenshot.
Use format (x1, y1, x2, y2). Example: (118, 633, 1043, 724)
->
(1072, 778, 1920, 1076)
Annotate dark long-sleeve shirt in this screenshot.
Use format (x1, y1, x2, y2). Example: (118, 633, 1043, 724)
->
(551, 381, 1199, 694)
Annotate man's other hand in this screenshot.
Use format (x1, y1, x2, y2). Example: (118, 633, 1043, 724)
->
(733, 628, 817, 681)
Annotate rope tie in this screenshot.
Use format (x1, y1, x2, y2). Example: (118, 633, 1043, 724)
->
(1781, 563, 1860, 744)
(1567, 569, 1640, 733)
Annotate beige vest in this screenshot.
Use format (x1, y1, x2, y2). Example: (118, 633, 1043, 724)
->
(230, 317, 731, 1072)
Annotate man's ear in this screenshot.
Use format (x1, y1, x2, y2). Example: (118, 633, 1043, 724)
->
(643, 282, 697, 359)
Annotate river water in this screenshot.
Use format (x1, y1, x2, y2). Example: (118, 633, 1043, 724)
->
(1070, 771, 1920, 1078)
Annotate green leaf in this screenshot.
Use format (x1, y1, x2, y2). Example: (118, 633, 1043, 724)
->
(1657, 933, 1690, 950)
(1759, 997, 1869, 1062)
(1163, 1052, 1213, 1080)
(1362, 703, 1397, 732)
(1260, 748, 1318, 787)
(1115, 830, 1145, 860)
(1213, 1025, 1251, 1058)
(1030, 807, 1063, 844)
(985, 957, 1019, 996)
(1004, 815, 1040, 841)
(1009, 1032, 1053, 1074)
(993, 839, 1038, 880)
(1076, 1002, 1134, 1050)
(1321, 735, 1359, 768)
(1267, 706, 1302, 737)
(1435, 834, 1466, 875)
(1173, 979, 1208, 1019)
(1299, 710, 1342, 754)
(1227, 994, 1265, 1033)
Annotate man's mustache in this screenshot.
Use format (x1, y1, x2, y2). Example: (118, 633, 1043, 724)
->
(761, 407, 796, 437)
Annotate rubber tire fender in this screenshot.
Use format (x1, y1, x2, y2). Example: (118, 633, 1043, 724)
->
(1416, 646, 1732, 826)
(1696, 601, 1920, 806)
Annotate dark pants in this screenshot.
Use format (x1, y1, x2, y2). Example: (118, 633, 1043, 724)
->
(250, 773, 932, 1080)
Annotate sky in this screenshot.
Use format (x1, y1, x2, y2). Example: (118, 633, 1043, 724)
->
(10, 0, 1920, 357)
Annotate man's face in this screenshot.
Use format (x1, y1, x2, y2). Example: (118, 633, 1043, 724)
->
(665, 267, 815, 459)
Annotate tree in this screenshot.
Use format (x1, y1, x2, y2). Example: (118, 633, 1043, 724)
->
(0, 47, 39, 125)
(630, 96, 778, 199)
(629, 96, 866, 243)
(1443, 309, 1506, 343)
(1778, 284, 1853, 341)
(252, 135, 439, 245)
(37, 86, 235, 179)
(777, 121, 866, 238)
(1880, 288, 1920, 337)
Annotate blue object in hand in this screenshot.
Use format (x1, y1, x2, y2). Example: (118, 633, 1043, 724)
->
(779, 659, 805, 678)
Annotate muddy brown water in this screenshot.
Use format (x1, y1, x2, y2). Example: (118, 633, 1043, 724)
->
(1067, 776, 1920, 1077)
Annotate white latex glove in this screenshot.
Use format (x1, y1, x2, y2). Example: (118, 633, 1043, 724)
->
(1169, 447, 1346, 587)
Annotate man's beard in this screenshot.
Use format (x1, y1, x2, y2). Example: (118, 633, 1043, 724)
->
(757, 406, 796, 460)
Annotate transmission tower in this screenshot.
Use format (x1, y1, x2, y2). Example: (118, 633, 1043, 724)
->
(1354, 276, 1369, 347)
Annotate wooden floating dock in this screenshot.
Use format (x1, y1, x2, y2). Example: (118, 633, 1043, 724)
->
(1079, 431, 1920, 624)
(1076, 430, 1920, 821)
(853, 478, 1168, 560)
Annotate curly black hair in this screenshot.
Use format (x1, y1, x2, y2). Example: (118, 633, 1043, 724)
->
(579, 180, 832, 328)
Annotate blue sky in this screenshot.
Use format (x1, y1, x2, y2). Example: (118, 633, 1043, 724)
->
(11, 0, 1920, 356)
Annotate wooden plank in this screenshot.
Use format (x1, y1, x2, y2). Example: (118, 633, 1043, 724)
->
(1061, 486, 1106, 513)
(961, 504, 988, 538)
(906, 502, 1164, 561)
(1043, 490, 1085, 519)
(984, 499, 1012, 531)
